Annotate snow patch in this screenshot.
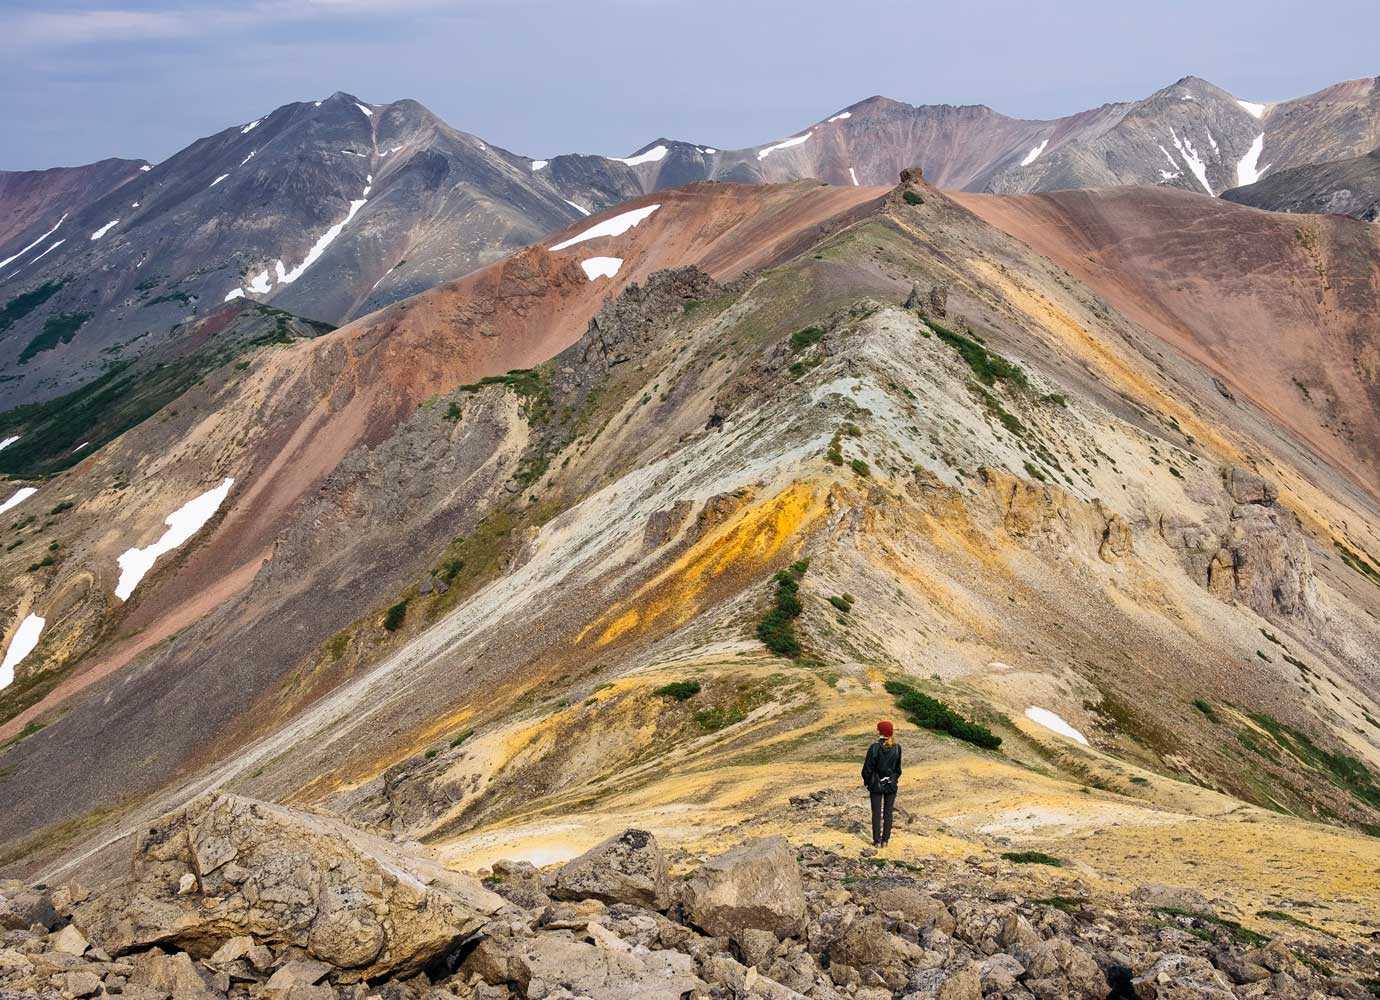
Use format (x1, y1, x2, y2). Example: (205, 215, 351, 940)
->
(564, 199, 591, 217)
(1019, 139, 1049, 166)
(550, 204, 660, 251)
(1205, 129, 1219, 155)
(224, 288, 245, 302)
(90, 219, 119, 240)
(114, 478, 235, 601)
(531, 160, 549, 171)
(700, 147, 717, 155)
(131, 201, 139, 208)
(29, 240, 64, 265)
(355, 103, 373, 117)
(1169, 129, 1213, 194)
(73, 442, 89, 452)
(247, 269, 272, 294)
(1236, 99, 1266, 119)
(1236, 133, 1270, 187)
(0, 213, 68, 273)
(1, 613, 45, 691)
(139, 164, 151, 171)
(758, 132, 812, 160)
(612, 145, 668, 167)
(240, 150, 256, 166)
(0, 487, 36, 514)
(827, 111, 851, 122)
(240, 118, 263, 134)
(849, 167, 859, 186)
(0, 435, 18, 451)
(209, 174, 228, 188)
(1024, 707, 1089, 745)
(580, 256, 623, 280)
(275, 183, 370, 286)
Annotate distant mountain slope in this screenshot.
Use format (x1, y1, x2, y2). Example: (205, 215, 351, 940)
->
(3, 76, 1379, 408)
(1222, 146, 1380, 220)
(0, 158, 147, 248)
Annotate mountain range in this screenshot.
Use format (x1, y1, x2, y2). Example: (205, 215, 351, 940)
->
(3, 76, 1380, 415)
(2, 70, 1380, 995)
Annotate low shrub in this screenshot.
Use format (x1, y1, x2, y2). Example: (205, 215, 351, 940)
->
(884, 679, 1001, 749)
(654, 680, 702, 701)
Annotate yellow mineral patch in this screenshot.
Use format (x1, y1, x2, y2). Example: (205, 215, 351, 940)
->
(586, 481, 821, 648)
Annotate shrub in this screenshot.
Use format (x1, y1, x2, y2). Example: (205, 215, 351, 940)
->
(758, 561, 808, 657)
(449, 729, 475, 748)
(445, 401, 462, 421)
(424, 749, 438, 759)
(789, 326, 824, 351)
(1002, 850, 1062, 866)
(1192, 698, 1218, 721)
(655, 680, 702, 701)
(903, 190, 924, 206)
(19, 312, 92, 365)
(383, 599, 409, 632)
(828, 595, 854, 614)
(931, 322, 1027, 388)
(884, 679, 1001, 749)
(849, 458, 870, 477)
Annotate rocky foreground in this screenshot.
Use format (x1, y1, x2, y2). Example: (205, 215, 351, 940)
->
(2, 793, 1377, 1000)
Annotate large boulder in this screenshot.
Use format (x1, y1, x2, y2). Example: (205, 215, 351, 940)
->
(681, 837, 806, 943)
(0, 881, 59, 931)
(552, 829, 672, 910)
(72, 792, 503, 981)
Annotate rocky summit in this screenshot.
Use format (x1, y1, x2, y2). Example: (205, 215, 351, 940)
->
(3, 45, 1380, 1000)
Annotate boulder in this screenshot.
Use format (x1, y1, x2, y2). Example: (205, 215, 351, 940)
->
(49, 924, 90, 956)
(552, 829, 672, 910)
(72, 792, 503, 982)
(871, 887, 955, 934)
(1131, 953, 1234, 999)
(1022, 938, 1107, 999)
(1222, 466, 1278, 506)
(682, 837, 807, 943)
(0, 883, 59, 932)
(464, 927, 702, 1000)
(1130, 884, 1216, 918)
(127, 948, 223, 1000)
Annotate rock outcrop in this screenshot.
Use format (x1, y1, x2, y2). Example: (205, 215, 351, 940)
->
(71, 793, 503, 981)
(681, 836, 807, 944)
(551, 829, 673, 910)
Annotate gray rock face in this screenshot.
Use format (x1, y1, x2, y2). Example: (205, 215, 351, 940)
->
(71, 792, 503, 981)
(552, 829, 673, 910)
(681, 836, 808, 943)
(1223, 146, 1380, 221)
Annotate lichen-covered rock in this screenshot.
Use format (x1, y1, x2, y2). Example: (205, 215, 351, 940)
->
(681, 836, 807, 943)
(71, 792, 503, 981)
(552, 828, 672, 910)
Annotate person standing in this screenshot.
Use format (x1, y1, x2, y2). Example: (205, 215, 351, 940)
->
(862, 719, 902, 848)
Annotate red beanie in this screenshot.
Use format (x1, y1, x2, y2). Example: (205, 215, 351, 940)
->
(877, 720, 894, 738)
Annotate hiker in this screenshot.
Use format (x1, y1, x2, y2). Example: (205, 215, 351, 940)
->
(862, 719, 902, 848)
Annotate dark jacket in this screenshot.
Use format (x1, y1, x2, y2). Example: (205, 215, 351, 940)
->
(862, 737, 902, 794)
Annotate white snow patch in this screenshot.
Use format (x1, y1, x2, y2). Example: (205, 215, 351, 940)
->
(849, 167, 859, 186)
(1170, 128, 1213, 194)
(1181, 94, 1195, 101)
(240, 150, 256, 166)
(224, 288, 245, 302)
(1024, 706, 1089, 745)
(0, 213, 68, 273)
(73, 441, 89, 452)
(240, 118, 263, 134)
(580, 256, 622, 280)
(381, 145, 403, 156)
(1236, 133, 1270, 187)
(131, 201, 139, 208)
(564, 199, 591, 217)
(700, 147, 717, 155)
(1236, 99, 1266, 119)
(341, 150, 367, 157)
(1, 613, 45, 690)
(550, 204, 660, 251)
(0, 436, 18, 451)
(139, 164, 152, 171)
(247, 269, 272, 294)
(1019, 139, 1049, 166)
(0, 487, 37, 514)
(611, 144, 668, 167)
(1158, 169, 1181, 180)
(314, 101, 322, 107)
(757, 131, 812, 159)
(209, 174, 229, 188)
(355, 103, 373, 117)
(90, 219, 119, 240)
(28, 240, 64, 265)
(827, 111, 851, 122)
(531, 159, 549, 171)
(275, 183, 370, 285)
(114, 478, 234, 601)
(1205, 129, 1219, 155)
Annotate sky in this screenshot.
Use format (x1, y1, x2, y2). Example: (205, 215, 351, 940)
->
(4, 0, 1379, 170)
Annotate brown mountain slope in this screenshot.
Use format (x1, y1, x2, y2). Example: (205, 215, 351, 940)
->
(951, 185, 1380, 502)
(0, 158, 147, 249)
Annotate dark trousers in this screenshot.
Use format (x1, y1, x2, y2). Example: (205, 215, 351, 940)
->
(870, 791, 895, 845)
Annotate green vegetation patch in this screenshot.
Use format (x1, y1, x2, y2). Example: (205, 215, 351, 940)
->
(1192, 698, 1219, 722)
(1002, 850, 1062, 866)
(789, 326, 824, 351)
(1246, 711, 1380, 809)
(383, 598, 409, 632)
(884, 679, 1002, 750)
(1034, 896, 1085, 912)
(1152, 907, 1270, 948)
(757, 559, 809, 657)
(654, 680, 702, 701)
(902, 190, 924, 206)
(1335, 541, 1380, 589)
(930, 321, 1027, 389)
(449, 729, 475, 748)
(0, 279, 68, 333)
(19, 312, 91, 365)
(828, 594, 854, 614)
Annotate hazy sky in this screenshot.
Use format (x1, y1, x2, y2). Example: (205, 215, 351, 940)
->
(5, 0, 1379, 170)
